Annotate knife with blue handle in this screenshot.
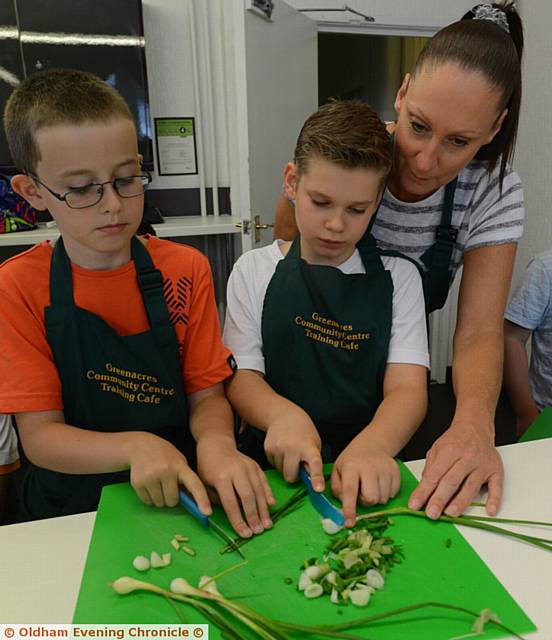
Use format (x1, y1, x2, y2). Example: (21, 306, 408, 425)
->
(299, 464, 345, 526)
(178, 489, 245, 558)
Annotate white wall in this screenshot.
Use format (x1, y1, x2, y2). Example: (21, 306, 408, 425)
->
(140, 0, 477, 206)
(284, 1, 475, 29)
(511, 0, 552, 291)
(142, 0, 232, 198)
(244, 0, 318, 232)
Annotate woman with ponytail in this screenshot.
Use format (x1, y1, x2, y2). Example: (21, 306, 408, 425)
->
(273, 3, 524, 521)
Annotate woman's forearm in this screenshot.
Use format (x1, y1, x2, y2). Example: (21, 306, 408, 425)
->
(451, 328, 503, 436)
(450, 244, 517, 435)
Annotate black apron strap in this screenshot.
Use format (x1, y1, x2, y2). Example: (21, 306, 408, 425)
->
(288, 233, 386, 278)
(48, 237, 75, 306)
(132, 237, 172, 332)
(131, 237, 191, 427)
(419, 177, 458, 312)
(356, 231, 386, 277)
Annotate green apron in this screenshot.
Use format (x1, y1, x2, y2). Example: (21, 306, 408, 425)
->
(419, 177, 458, 312)
(241, 233, 393, 465)
(373, 177, 458, 314)
(20, 237, 192, 520)
(382, 135, 458, 313)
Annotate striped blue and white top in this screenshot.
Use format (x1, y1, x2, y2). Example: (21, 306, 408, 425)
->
(371, 160, 525, 281)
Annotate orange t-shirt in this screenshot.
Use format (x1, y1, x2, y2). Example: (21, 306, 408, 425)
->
(0, 236, 233, 414)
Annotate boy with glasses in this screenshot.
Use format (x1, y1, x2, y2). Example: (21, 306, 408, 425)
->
(0, 69, 274, 535)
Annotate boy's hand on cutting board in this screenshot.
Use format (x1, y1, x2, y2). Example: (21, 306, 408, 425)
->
(127, 432, 211, 513)
(197, 439, 275, 538)
(264, 413, 325, 490)
(331, 437, 400, 527)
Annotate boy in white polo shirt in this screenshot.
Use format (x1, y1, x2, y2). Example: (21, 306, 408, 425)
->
(223, 101, 429, 527)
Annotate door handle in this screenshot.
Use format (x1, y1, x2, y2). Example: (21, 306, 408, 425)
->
(235, 215, 274, 242)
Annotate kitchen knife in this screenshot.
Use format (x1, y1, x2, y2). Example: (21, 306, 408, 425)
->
(178, 489, 245, 558)
(299, 464, 345, 526)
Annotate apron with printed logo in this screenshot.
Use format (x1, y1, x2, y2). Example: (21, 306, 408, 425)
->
(20, 237, 192, 520)
(241, 233, 393, 464)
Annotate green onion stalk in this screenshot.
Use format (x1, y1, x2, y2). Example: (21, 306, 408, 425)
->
(220, 485, 308, 555)
(112, 575, 526, 640)
(355, 507, 552, 552)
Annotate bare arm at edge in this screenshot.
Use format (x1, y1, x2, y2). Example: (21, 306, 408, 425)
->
(273, 191, 298, 241)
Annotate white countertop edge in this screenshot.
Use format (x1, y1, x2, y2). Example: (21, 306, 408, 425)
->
(0, 439, 549, 638)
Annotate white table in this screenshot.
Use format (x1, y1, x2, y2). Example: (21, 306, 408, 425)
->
(1, 439, 551, 638)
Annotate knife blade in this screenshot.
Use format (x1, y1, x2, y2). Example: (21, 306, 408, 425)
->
(299, 464, 345, 526)
(178, 489, 245, 558)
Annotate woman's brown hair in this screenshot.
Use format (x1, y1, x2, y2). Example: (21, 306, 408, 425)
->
(412, 2, 523, 187)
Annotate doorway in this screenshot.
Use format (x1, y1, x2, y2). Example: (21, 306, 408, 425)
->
(317, 32, 429, 119)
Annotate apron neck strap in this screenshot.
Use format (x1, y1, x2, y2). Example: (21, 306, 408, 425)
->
(132, 237, 172, 330)
(356, 232, 385, 276)
(49, 236, 171, 331)
(49, 237, 74, 306)
(286, 236, 301, 259)
(441, 177, 457, 227)
(286, 233, 384, 275)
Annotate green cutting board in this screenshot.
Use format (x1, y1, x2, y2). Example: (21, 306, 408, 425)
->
(519, 407, 552, 442)
(73, 465, 535, 638)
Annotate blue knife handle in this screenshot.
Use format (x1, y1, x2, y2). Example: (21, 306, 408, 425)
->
(179, 489, 209, 527)
(299, 464, 345, 526)
(299, 464, 311, 487)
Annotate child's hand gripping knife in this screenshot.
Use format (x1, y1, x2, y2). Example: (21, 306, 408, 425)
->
(264, 405, 325, 491)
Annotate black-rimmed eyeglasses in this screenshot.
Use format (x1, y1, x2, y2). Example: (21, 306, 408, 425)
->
(27, 171, 152, 210)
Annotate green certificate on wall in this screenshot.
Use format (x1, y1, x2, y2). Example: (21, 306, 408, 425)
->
(154, 117, 198, 175)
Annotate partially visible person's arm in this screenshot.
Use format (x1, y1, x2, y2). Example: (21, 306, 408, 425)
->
(0, 465, 20, 523)
(331, 362, 427, 526)
(0, 416, 20, 522)
(503, 320, 538, 437)
(0, 473, 7, 521)
(409, 243, 516, 519)
(273, 191, 298, 241)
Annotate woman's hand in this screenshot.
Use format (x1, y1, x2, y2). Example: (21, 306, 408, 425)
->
(408, 417, 504, 518)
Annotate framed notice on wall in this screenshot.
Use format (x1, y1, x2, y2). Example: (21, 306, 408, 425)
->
(154, 117, 198, 175)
